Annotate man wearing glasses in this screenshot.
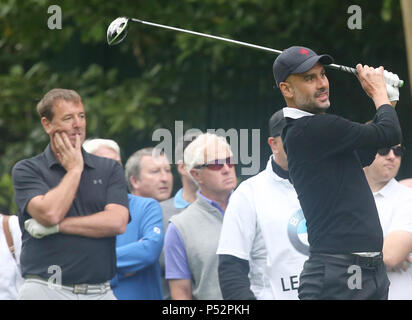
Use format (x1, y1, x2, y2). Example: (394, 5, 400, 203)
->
(364, 145, 412, 299)
(164, 133, 237, 300)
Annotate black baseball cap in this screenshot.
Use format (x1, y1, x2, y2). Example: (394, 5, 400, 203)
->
(269, 109, 286, 137)
(273, 46, 334, 87)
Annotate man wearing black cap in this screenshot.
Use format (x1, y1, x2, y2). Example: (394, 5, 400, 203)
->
(274, 46, 402, 299)
(217, 110, 307, 300)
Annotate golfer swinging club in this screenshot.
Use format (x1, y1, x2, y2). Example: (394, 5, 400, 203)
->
(275, 46, 402, 300)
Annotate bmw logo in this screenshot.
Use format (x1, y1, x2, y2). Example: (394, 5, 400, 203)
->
(287, 209, 309, 256)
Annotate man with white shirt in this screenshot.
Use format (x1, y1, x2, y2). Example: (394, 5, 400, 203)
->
(364, 145, 412, 300)
(399, 178, 412, 188)
(275, 46, 402, 299)
(217, 109, 307, 300)
(0, 213, 23, 299)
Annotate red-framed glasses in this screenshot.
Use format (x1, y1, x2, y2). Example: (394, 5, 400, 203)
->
(194, 157, 235, 171)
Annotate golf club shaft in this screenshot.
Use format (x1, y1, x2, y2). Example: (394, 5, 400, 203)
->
(130, 18, 404, 88)
(131, 18, 282, 55)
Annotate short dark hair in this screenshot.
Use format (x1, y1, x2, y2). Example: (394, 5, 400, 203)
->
(36, 88, 81, 121)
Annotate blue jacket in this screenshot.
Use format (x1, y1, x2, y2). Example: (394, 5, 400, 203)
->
(111, 194, 164, 300)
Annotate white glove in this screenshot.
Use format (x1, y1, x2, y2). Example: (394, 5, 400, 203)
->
(24, 218, 59, 239)
(383, 70, 400, 101)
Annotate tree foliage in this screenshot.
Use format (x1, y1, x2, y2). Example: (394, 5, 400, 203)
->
(0, 0, 410, 212)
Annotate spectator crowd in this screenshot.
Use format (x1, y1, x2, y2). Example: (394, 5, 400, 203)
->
(3, 47, 412, 300)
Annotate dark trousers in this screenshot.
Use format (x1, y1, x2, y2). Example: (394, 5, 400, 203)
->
(298, 253, 389, 300)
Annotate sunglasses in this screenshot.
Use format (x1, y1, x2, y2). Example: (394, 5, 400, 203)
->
(194, 157, 235, 171)
(377, 146, 406, 157)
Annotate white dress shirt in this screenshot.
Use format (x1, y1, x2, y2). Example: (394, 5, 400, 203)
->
(373, 179, 412, 300)
(0, 214, 23, 300)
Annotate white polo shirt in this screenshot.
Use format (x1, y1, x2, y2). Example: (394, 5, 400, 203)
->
(217, 156, 308, 299)
(373, 178, 412, 300)
(0, 214, 23, 300)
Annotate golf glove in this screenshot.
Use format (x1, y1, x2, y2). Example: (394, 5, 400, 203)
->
(24, 218, 59, 239)
(383, 70, 400, 101)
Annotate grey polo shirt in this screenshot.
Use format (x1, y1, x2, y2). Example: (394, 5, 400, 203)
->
(12, 144, 129, 285)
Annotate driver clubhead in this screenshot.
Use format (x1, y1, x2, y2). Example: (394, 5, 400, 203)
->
(107, 17, 129, 46)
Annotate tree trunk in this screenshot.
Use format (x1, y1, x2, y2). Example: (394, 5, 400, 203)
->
(401, 0, 412, 95)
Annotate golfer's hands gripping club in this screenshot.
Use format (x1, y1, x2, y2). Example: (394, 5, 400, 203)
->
(383, 70, 400, 102)
(356, 64, 392, 109)
(25, 218, 59, 239)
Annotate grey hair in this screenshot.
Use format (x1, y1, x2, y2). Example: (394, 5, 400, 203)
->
(175, 130, 202, 164)
(124, 147, 166, 192)
(82, 138, 121, 155)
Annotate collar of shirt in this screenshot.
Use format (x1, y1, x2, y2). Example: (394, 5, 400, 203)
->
(373, 178, 399, 198)
(270, 155, 289, 180)
(44, 143, 95, 169)
(266, 156, 294, 188)
(173, 188, 191, 209)
(197, 190, 229, 216)
(283, 107, 314, 119)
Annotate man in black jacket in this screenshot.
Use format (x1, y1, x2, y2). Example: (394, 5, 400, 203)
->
(274, 46, 402, 299)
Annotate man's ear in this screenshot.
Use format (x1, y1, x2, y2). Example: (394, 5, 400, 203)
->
(267, 137, 276, 149)
(129, 175, 140, 193)
(279, 81, 294, 99)
(267, 137, 279, 155)
(190, 169, 201, 184)
(41, 117, 53, 135)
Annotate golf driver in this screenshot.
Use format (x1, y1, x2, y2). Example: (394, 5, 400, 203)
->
(107, 17, 404, 88)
